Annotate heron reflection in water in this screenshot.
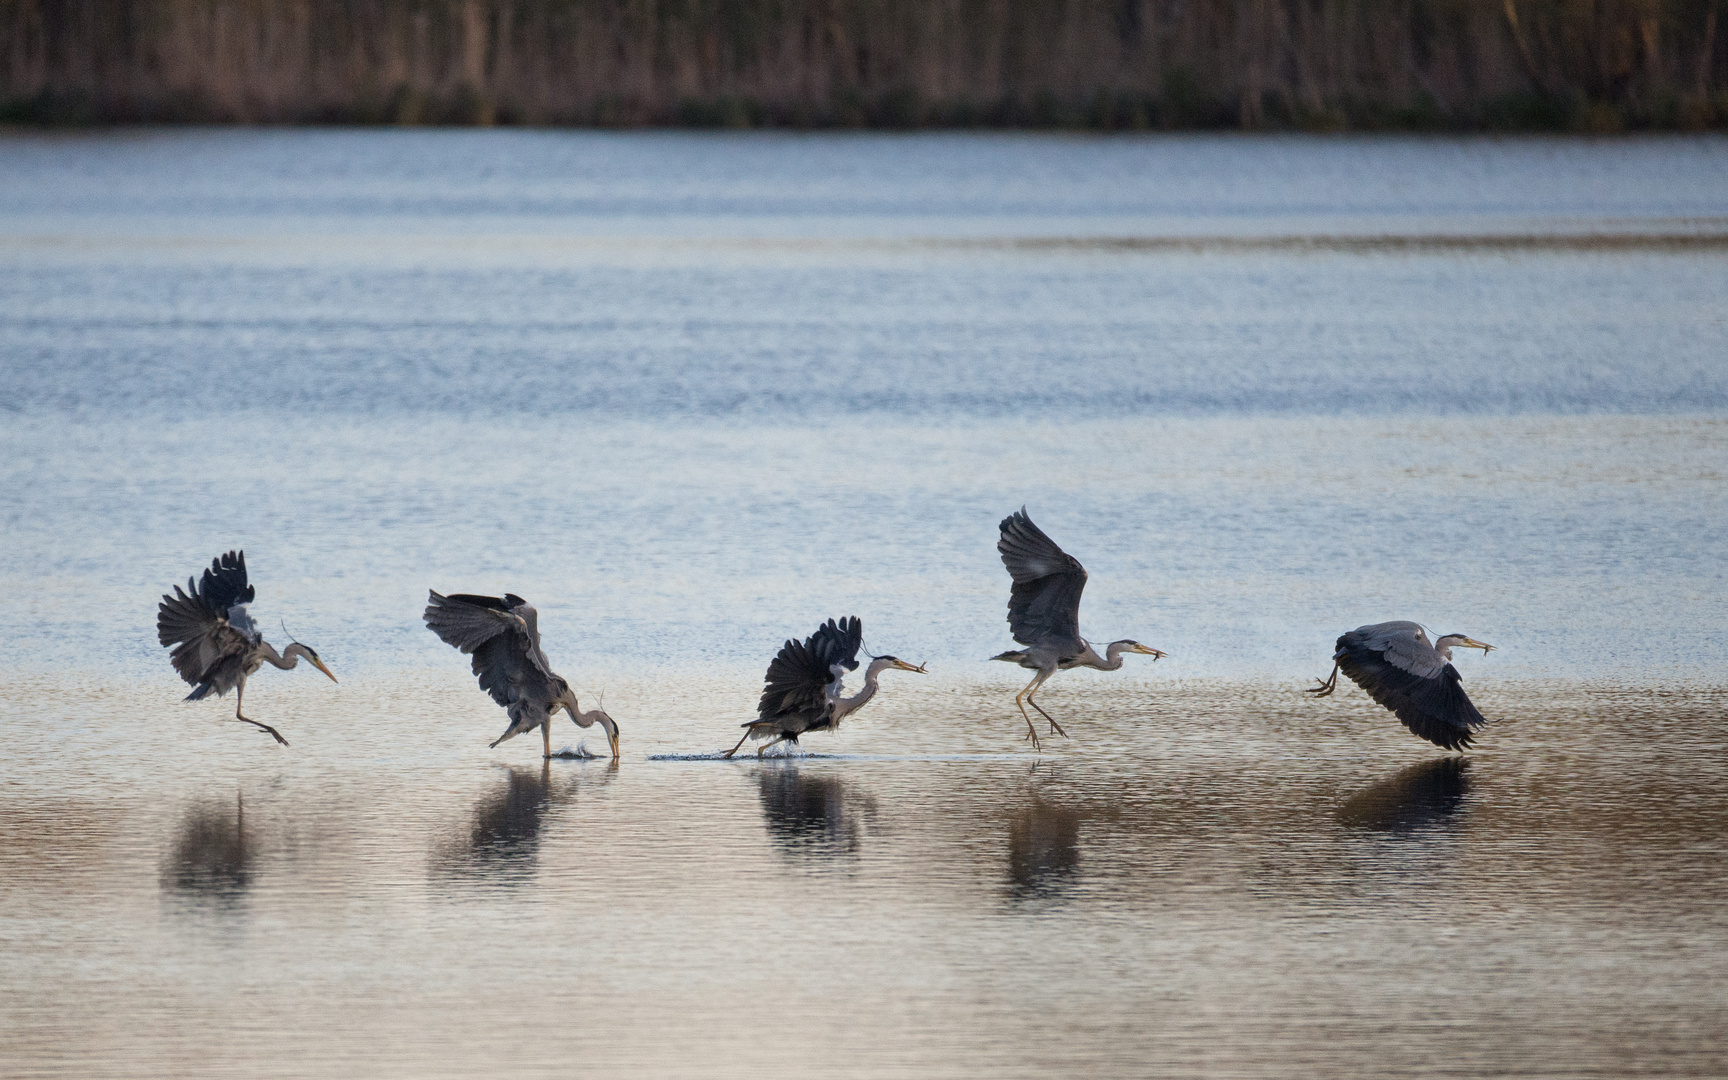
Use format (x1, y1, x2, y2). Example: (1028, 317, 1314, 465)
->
(1338, 758, 1474, 833)
(991, 509, 1165, 749)
(756, 766, 876, 858)
(1308, 621, 1495, 750)
(424, 591, 619, 759)
(156, 550, 338, 746)
(1006, 797, 1082, 898)
(432, 760, 616, 882)
(727, 616, 924, 758)
(163, 793, 254, 904)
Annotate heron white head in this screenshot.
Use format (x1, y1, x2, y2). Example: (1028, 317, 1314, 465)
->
(1434, 633, 1494, 660)
(867, 654, 927, 675)
(1106, 638, 1167, 660)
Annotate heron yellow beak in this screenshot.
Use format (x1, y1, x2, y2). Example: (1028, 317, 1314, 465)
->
(1132, 644, 1167, 659)
(1461, 638, 1495, 653)
(893, 659, 927, 673)
(311, 656, 339, 683)
(608, 729, 621, 759)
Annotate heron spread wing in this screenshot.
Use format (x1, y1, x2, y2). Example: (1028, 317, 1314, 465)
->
(998, 509, 1087, 651)
(1356, 621, 1446, 679)
(1336, 622, 1486, 750)
(815, 615, 864, 674)
(424, 591, 556, 711)
(156, 550, 260, 696)
(758, 617, 863, 726)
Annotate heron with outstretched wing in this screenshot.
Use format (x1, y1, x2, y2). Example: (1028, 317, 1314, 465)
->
(726, 616, 923, 758)
(991, 509, 1164, 749)
(1307, 621, 1495, 750)
(424, 590, 619, 759)
(156, 550, 337, 746)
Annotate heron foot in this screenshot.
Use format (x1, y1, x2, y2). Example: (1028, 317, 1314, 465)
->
(756, 734, 793, 758)
(1306, 665, 1340, 697)
(233, 713, 289, 747)
(723, 728, 754, 759)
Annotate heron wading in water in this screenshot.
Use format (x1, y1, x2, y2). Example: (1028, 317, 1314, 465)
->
(726, 616, 924, 758)
(1308, 621, 1495, 750)
(156, 550, 337, 746)
(424, 591, 619, 759)
(991, 509, 1165, 749)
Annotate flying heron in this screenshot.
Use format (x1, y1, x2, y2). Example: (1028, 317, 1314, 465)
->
(725, 616, 924, 758)
(156, 550, 337, 746)
(1307, 621, 1495, 750)
(991, 509, 1165, 749)
(424, 591, 619, 759)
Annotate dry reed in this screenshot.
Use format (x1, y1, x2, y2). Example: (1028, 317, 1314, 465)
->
(1, 0, 1722, 129)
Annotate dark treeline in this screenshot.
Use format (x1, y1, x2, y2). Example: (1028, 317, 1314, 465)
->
(3, 0, 1724, 130)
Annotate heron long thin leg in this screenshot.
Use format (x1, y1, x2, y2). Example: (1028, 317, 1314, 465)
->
(1014, 673, 1047, 751)
(542, 720, 552, 759)
(232, 681, 289, 747)
(723, 727, 756, 759)
(1307, 663, 1340, 697)
(1025, 692, 1068, 739)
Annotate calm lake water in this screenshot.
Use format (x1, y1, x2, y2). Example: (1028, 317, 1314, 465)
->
(1, 130, 1725, 1078)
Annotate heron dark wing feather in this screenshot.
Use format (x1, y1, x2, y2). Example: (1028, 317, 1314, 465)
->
(156, 553, 258, 693)
(444, 593, 513, 611)
(424, 591, 517, 652)
(1007, 573, 1087, 651)
(424, 591, 557, 704)
(998, 509, 1087, 584)
(1337, 643, 1487, 751)
(759, 629, 842, 726)
(998, 510, 1088, 650)
(192, 551, 254, 614)
(812, 616, 863, 672)
(470, 634, 539, 710)
(1347, 621, 1447, 680)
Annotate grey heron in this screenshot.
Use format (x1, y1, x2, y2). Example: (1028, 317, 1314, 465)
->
(156, 550, 337, 746)
(424, 591, 619, 759)
(990, 509, 1165, 749)
(1307, 621, 1495, 750)
(725, 616, 924, 758)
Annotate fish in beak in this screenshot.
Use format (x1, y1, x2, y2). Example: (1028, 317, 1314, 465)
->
(1460, 638, 1495, 653)
(892, 659, 927, 673)
(1131, 644, 1167, 660)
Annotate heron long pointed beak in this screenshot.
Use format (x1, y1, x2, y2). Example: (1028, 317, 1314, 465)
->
(608, 728, 621, 759)
(1132, 644, 1167, 659)
(1460, 638, 1495, 653)
(310, 656, 339, 683)
(892, 659, 927, 673)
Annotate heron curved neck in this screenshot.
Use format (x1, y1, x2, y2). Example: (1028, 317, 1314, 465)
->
(1078, 642, 1124, 671)
(259, 642, 305, 670)
(833, 662, 887, 721)
(579, 709, 617, 736)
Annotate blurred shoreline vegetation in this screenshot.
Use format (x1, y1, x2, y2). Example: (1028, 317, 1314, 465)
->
(2, 0, 1724, 131)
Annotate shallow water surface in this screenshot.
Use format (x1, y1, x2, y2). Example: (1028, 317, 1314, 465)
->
(2, 678, 1725, 1078)
(1, 130, 1725, 1078)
